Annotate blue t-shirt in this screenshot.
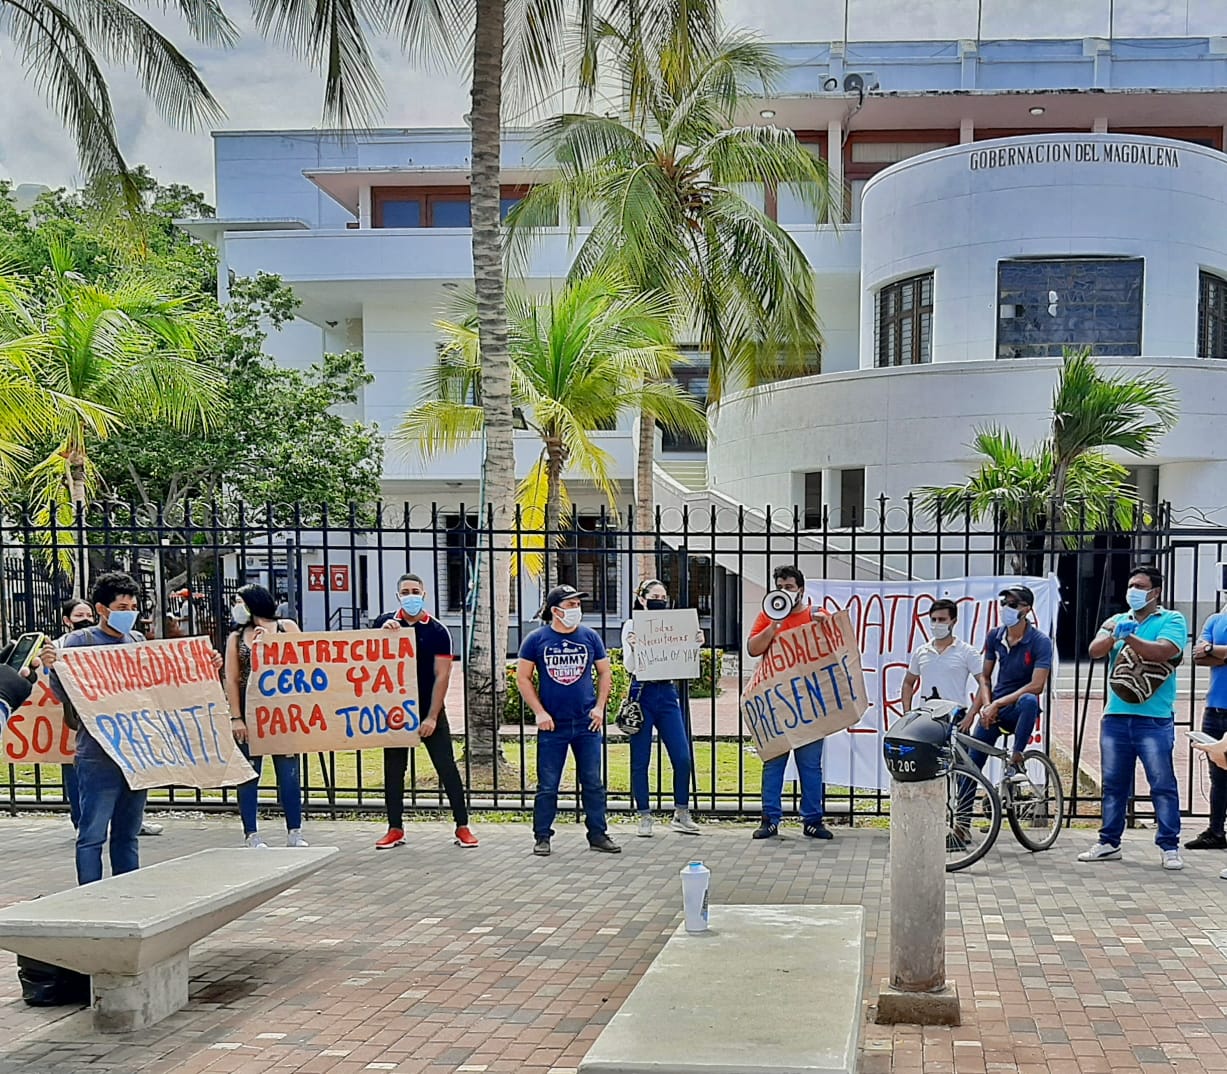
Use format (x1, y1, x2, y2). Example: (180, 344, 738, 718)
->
(983, 625, 1053, 700)
(1201, 613, 1227, 710)
(52, 626, 145, 760)
(1104, 608, 1187, 718)
(518, 625, 606, 721)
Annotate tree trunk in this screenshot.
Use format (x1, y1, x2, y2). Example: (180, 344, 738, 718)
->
(634, 405, 656, 584)
(462, 0, 513, 771)
(543, 437, 565, 593)
(68, 449, 89, 598)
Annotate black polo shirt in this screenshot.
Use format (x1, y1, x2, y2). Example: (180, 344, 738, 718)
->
(370, 611, 453, 708)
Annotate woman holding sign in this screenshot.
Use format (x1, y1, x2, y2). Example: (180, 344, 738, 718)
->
(225, 584, 308, 849)
(621, 580, 701, 837)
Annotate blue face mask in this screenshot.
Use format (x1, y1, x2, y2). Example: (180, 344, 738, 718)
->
(1000, 606, 1022, 628)
(1126, 587, 1151, 612)
(106, 609, 139, 635)
(399, 595, 425, 617)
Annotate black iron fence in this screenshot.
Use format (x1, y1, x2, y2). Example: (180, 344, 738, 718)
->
(2, 497, 1225, 823)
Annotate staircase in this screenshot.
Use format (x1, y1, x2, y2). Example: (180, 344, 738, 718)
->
(657, 458, 708, 492)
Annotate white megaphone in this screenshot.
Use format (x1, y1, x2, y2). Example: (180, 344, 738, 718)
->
(761, 589, 796, 621)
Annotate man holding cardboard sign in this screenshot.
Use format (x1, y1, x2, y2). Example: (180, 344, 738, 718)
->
(745, 566, 869, 841)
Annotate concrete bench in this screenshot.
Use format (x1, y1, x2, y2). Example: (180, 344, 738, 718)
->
(0, 846, 337, 1032)
(580, 904, 864, 1074)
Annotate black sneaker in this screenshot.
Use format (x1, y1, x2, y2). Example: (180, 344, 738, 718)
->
(803, 821, 834, 840)
(533, 839, 551, 856)
(1184, 828, 1227, 850)
(751, 818, 779, 839)
(588, 834, 622, 854)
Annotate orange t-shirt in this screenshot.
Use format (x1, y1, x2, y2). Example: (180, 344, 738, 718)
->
(749, 602, 826, 641)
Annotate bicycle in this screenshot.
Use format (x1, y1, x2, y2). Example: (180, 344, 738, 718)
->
(916, 699, 1066, 871)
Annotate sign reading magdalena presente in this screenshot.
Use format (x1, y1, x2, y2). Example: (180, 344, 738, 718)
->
(969, 141, 1180, 171)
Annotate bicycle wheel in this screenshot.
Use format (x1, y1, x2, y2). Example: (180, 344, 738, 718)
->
(945, 764, 1002, 872)
(1005, 749, 1065, 852)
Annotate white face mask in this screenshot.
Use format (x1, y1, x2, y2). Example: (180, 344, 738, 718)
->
(557, 607, 583, 629)
(930, 622, 952, 640)
(232, 603, 251, 625)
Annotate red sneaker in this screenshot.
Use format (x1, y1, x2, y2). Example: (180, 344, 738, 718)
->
(454, 826, 479, 848)
(375, 828, 405, 850)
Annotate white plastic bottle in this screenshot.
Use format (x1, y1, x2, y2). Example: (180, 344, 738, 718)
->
(680, 861, 710, 933)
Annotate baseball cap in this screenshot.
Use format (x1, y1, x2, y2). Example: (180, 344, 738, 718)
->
(998, 584, 1035, 607)
(540, 584, 590, 621)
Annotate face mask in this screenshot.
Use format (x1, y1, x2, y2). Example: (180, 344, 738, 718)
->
(644, 599, 668, 610)
(1126, 587, 1152, 612)
(106, 609, 139, 635)
(557, 607, 583, 629)
(1000, 606, 1022, 628)
(69, 617, 93, 630)
(400, 595, 425, 617)
(930, 622, 952, 640)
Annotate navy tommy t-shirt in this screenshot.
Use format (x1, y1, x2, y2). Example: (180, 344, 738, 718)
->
(518, 624, 606, 721)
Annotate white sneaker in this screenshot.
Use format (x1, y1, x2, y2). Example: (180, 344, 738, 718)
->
(1219, 866, 1227, 880)
(245, 833, 269, 849)
(286, 829, 309, 848)
(670, 809, 700, 835)
(637, 814, 654, 838)
(139, 821, 164, 836)
(1162, 849, 1184, 871)
(1077, 841, 1121, 862)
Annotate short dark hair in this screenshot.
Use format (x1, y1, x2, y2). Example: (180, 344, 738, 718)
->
(773, 565, 804, 589)
(90, 572, 140, 608)
(61, 598, 91, 620)
(928, 598, 959, 621)
(1129, 564, 1163, 590)
(397, 573, 425, 588)
(235, 583, 278, 623)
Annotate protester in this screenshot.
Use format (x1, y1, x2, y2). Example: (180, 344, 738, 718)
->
(1080, 565, 1186, 870)
(0, 653, 38, 727)
(962, 585, 1051, 782)
(224, 583, 308, 849)
(517, 585, 621, 856)
(746, 565, 832, 841)
(900, 598, 988, 711)
(371, 573, 478, 849)
(42, 572, 213, 885)
(620, 579, 700, 837)
(1185, 605, 1227, 851)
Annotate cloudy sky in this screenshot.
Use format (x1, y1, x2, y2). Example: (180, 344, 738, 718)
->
(0, 1, 1211, 200)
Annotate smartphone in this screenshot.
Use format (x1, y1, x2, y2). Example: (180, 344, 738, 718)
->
(1187, 731, 1218, 746)
(4, 632, 46, 672)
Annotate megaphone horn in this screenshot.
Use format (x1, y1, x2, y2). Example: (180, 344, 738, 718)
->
(762, 589, 795, 621)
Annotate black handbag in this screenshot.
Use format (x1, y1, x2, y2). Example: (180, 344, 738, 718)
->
(616, 682, 645, 735)
(17, 955, 90, 1007)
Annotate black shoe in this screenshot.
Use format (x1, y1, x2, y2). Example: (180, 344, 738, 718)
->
(751, 818, 779, 839)
(1184, 828, 1227, 850)
(588, 834, 622, 854)
(803, 822, 833, 840)
(533, 839, 551, 856)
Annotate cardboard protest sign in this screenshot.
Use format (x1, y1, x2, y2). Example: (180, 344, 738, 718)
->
(630, 609, 702, 681)
(244, 629, 420, 755)
(741, 609, 869, 762)
(1, 666, 74, 765)
(54, 637, 255, 791)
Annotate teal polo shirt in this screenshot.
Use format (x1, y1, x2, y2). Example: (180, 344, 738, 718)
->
(1104, 608, 1187, 718)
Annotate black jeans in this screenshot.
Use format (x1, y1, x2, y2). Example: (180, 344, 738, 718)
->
(383, 711, 469, 828)
(1202, 707, 1227, 834)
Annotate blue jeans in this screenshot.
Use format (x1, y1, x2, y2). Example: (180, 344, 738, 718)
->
(534, 718, 607, 841)
(1099, 715, 1181, 851)
(1201, 708, 1227, 834)
(761, 738, 825, 825)
(629, 682, 692, 811)
(75, 746, 147, 885)
(238, 743, 303, 835)
(64, 763, 80, 828)
(968, 694, 1039, 771)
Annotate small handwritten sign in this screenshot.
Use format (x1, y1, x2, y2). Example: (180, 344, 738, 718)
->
(1, 666, 74, 765)
(741, 609, 869, 762)
(630, 609, 701, 681)
(55, 637, 254, 790)
(244, 630, 420, 755)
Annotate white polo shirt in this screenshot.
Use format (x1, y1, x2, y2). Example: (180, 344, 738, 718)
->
(906, 638, 983, 705)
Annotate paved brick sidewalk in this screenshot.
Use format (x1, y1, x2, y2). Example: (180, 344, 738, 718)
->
(2, 817, 1227, 1073)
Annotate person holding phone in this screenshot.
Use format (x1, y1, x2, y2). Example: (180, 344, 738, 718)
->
(224, 584, 307, 849)
(0, 643, 40, 731)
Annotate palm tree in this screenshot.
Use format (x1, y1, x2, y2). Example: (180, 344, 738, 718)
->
(400, 274, 707, 589)
(507, 15, 829, 577)
(919, 349, 1178, 572)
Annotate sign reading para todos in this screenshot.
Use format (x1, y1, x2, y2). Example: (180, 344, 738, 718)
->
(244, 629, 420, 755)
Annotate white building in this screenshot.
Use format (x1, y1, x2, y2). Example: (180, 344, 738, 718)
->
(182, 10, 1227, 643)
